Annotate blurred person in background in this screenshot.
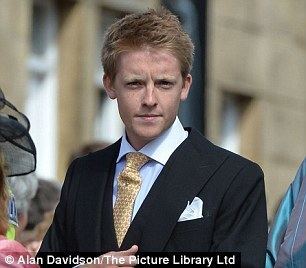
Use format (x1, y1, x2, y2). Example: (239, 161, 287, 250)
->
(7, 174, 38, 243)
(26, 178, 61, 231)
(21, 178, 61, 254)
(266, 157, 306, 268)
(0, 88, 39, 267)
(39, 8, 267, 268)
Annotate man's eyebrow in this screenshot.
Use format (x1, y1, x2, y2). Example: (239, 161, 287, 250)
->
(155, 75, 176, 80)
(122, 75, 145, 81)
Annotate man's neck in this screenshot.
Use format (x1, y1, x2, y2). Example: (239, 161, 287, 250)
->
(125, 134, 154, 151)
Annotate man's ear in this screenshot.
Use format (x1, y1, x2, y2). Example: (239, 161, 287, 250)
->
(103, 75, 117, 99)
(180, 74, 192, 101)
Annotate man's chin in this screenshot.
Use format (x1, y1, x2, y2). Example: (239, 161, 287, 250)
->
(133, 129, 163, 145)
(126, 125, 165, 149)
(138, 128, 164, 140)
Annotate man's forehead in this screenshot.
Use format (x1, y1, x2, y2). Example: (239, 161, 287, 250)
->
(117, 48, 179, 64)
(121, 73, 178, 80)
(119, 62, 180, 77)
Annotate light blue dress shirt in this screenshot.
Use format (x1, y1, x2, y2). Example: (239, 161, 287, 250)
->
(113, 117, 188, 220)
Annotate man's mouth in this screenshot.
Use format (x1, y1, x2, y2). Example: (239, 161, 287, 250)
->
(136, 114, 162, 121)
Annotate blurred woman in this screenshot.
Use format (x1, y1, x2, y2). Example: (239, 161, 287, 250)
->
(0, 88, 38, 267)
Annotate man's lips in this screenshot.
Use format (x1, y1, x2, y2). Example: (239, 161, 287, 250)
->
(136, 114, 161, 117)
(135, 114, 162, 121)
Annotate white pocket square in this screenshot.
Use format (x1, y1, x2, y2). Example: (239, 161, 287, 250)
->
(178, 197, 203, 222)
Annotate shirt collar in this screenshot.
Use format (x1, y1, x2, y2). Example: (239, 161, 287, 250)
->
(116, 117, 188, 165)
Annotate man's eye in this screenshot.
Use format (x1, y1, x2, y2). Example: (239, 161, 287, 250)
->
(157, 80, 173, 89)
(126, 81, 142, 88)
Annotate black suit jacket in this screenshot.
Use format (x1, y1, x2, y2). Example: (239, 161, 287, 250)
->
(39, 128, 267, 267)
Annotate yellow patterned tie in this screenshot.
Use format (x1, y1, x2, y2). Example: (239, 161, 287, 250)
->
(113, 152, 149, 246)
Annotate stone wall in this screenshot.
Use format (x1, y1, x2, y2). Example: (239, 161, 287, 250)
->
(207, 0, 306, 221)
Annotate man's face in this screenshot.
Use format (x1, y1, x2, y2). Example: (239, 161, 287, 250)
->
(103, 48, 192, 150)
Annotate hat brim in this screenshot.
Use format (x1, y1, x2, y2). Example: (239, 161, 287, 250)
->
(0, 116, 36, 177)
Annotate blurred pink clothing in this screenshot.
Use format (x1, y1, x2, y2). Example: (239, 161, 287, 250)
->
(0, 235, 39, 268)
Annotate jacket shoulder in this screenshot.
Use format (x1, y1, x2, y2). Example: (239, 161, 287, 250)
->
(188, 128, 263, 174)
(74, 139, 121, 164)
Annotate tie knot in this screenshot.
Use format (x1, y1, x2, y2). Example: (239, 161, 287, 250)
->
(125, 152, 149, 171)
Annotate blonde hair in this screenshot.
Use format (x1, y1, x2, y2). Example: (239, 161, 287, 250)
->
(0, 152, 9, 235)
(101, 8, 194, 82)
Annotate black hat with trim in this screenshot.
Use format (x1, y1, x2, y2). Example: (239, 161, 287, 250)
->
(0, 88, 36, 177)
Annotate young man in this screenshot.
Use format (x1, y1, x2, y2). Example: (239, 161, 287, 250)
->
(39, 8, 268, 267)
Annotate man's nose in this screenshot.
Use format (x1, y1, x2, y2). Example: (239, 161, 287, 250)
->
(142, 83, 157, 106)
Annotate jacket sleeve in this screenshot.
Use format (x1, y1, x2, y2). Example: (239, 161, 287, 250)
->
(210, 162, 268, 268)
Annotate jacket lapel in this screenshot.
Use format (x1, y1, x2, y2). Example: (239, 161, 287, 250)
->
(100, 162, 119, 252)
(76, 140, 120, 252)
(121, 129, 227, 251)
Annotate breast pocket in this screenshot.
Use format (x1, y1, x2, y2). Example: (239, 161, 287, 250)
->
(174, 217, 205, 234)
(166, 217, 212, 252)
